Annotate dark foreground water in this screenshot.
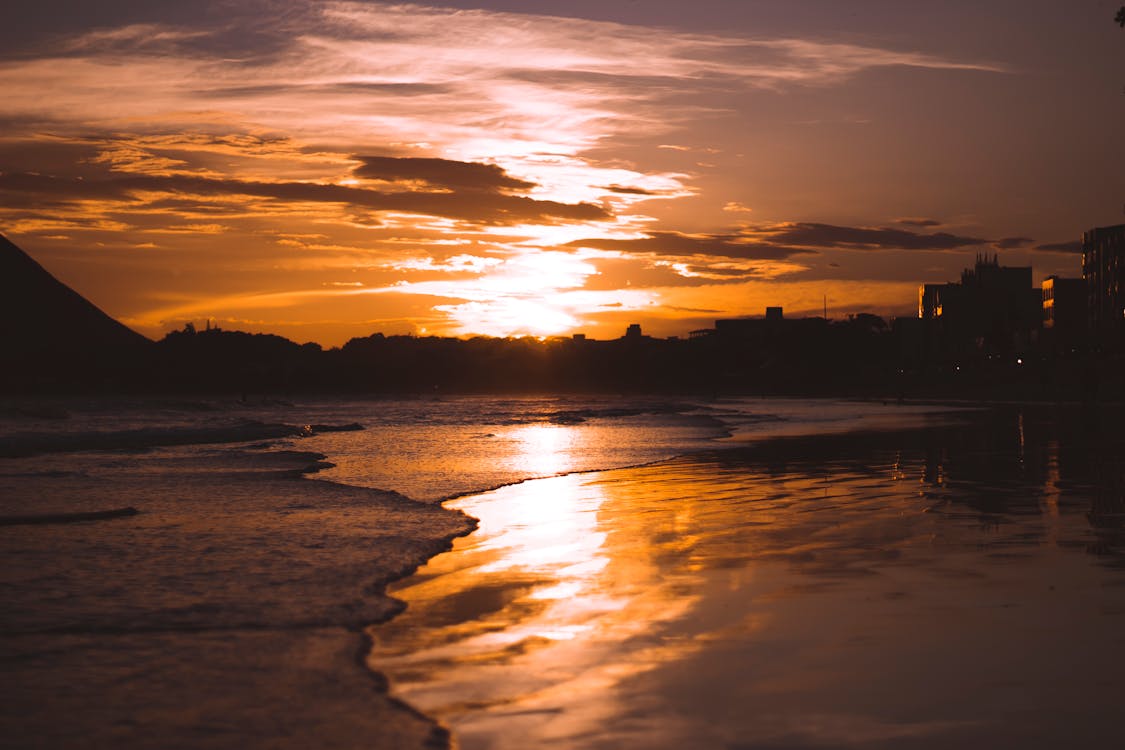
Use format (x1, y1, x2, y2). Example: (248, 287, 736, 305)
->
(2, 399, 1123, 748)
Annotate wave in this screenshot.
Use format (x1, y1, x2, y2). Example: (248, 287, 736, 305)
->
(0, 506, 139, 527)
(0, 420, 365, 458)
(0, 405, 72, 420)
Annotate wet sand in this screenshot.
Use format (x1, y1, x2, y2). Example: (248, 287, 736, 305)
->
(0, 447, 474, 749)
(369, 406, 1125, 749)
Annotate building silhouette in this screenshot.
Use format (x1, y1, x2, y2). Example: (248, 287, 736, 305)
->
(917, 254, 1041, 360)
(1041, 275, 1086, 354)
(918, 284, 948, 320)
(1082, 224, 1125, 351)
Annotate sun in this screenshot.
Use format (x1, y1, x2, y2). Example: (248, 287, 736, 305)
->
(438, 297, 579, 338)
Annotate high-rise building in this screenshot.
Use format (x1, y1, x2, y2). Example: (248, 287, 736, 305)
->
(1041, 275, 1086, 354)
(918, 283, 950, 319)
(917, 254, 1041, 358)
(1082, 224, 1125, 349)
(1042, 276, 1085, 329)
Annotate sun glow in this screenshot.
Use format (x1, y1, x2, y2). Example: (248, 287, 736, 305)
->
(437, 297, 579, 337)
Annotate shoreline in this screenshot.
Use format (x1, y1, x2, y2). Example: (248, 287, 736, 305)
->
(356, 401, 982, 736)
(6, 397, 1115, 747)
(366, 403, 1125, 749)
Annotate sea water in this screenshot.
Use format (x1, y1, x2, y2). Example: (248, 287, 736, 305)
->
(5, 396, 1120, 748)
(1, 394, 954, 500)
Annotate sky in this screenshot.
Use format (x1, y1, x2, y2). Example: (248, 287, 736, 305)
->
(1, 0, 1122, 344)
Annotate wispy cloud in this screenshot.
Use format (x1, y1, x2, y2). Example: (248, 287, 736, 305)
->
(896, 217, 943, 228)
(1035, 240, 1082, 253)
(567, 230, 812, 260)
(992, 236, 1033, 250)
(0, 1, 1004, 191)
(759, 222, 988, 251)
(352, 156, 536, 192)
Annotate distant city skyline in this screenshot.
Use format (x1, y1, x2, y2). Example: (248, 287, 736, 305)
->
(1, 1, 1121, 345)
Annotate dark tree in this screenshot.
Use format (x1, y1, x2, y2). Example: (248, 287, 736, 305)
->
(1117, 6, 1125, 27)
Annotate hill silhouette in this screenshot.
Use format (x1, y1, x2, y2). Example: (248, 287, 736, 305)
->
(0, 233, 151, 388)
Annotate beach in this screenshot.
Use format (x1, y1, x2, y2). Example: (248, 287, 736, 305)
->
(3, 398, 1124, 748)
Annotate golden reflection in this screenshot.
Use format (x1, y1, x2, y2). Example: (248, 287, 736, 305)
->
(504, 423, 577, 477)
(366, 426, 1125, 749)
(1042, 438, 1061, 546)
(367, 435, 712, 742)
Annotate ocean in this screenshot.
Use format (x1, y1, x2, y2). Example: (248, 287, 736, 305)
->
(2, 396, 1124, 748)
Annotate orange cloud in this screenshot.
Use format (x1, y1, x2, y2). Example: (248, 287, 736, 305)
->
(0, 2, 1015, 342)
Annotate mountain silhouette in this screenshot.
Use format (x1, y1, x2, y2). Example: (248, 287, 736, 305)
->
(0, 233, 151, 385)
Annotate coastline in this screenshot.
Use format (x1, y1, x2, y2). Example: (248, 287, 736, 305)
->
(0, 394, 750, 747)
(5, 397, 1122, 748)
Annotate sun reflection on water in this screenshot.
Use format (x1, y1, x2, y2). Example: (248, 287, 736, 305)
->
(364, 410, 1125, 750)
(503, 423, 579, 477)
(367, 424, 708, 742)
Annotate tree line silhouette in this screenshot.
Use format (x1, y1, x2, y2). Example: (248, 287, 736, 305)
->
(4, 317, 1120, 402)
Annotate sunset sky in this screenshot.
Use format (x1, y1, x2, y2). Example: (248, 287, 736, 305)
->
(1, 1, 1122, 344)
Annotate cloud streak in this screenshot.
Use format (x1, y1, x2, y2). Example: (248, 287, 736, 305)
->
(351, 156, 536, 193)
(0, 171, 607, 225)
(1035, 240, 1082, 253)
(567, 231, 810, 261)
(567, 222, 989, 259)
(760, 222, 987, 251)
